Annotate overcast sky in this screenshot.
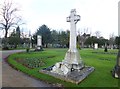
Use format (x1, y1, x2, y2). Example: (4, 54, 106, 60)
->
(0, 0, 119, 39)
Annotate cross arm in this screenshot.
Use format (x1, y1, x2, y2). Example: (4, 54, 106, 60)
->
(74, 15, 80, 24)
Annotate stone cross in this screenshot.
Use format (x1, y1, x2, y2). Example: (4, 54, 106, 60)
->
(49, 9, 94, 82)
(37, 35, 42, 49)
(67, 9, 80, 52)
(63, 9, 83, 65)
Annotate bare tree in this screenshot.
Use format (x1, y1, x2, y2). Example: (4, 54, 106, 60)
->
(0, 0, 22, 38)
(95, 31, 101, 38)
(78, 28, 91, 48)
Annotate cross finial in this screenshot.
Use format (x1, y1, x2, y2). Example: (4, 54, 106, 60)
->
(66, 9, 80, 24)
(71, 9, 76, 13)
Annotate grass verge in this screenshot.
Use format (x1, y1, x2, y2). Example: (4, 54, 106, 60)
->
(7, 48, 119, 87)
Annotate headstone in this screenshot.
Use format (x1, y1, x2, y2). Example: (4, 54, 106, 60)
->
(30, 43, 32, 49)
(23, 43, 26, 48)
(94, 43, 98, 49)
(104, 43, 108, 52)
(40, 9, 94, 84)
(29, 36, 32, 49)
(36, 35, 43, 51)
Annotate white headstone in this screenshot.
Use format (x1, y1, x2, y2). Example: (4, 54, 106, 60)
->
(30, 43, 32, 49)
(23, 43, 26, 48)
(94, 43, 98, 49)
(37, 35, 42, 49)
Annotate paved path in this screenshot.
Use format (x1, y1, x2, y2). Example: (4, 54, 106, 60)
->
(1, 50, 53, 87)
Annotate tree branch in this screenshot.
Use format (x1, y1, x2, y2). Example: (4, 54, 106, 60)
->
(0, 0, 23, 38)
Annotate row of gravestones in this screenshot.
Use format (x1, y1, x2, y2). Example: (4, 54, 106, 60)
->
(26, 35, 43, 52)
(35, 40, 110, 51)
(35, 38, 101, 50)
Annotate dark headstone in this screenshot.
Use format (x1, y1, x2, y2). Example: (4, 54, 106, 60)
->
(104, 47, 108, 52)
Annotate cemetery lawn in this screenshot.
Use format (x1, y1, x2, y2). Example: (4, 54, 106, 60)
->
(7, 48, 119, 87)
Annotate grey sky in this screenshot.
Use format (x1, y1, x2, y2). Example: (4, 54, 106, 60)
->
(0, 0, 119, 39)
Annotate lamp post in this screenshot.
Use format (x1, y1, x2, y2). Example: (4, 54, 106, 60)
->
(112, 1, 120, 78)
(116, 1, 120, 78)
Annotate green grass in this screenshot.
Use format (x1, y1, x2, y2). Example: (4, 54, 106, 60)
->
(7, 48, 119, 87)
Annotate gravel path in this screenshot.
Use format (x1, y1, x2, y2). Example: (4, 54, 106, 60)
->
(1, 50, 53, 87)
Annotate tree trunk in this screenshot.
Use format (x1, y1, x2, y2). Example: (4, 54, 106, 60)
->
(5, 29, 8, 38)
(3, 29, 9, 50)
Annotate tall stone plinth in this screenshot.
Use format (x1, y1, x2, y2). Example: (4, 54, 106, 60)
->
(51, 49, 85, 75)
(62, 49, 84, 70)
(63, 49, 83, 65)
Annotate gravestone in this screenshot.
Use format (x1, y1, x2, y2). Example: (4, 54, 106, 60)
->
(29, 36, 32, 49)
(40, 9, 94, 84)
(36, 35, 43, 51)
(104, 43, 108, 52)
(94, 43, 98, 49)
(30, 43, 32, 49)
(23, 43, 26, 48)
